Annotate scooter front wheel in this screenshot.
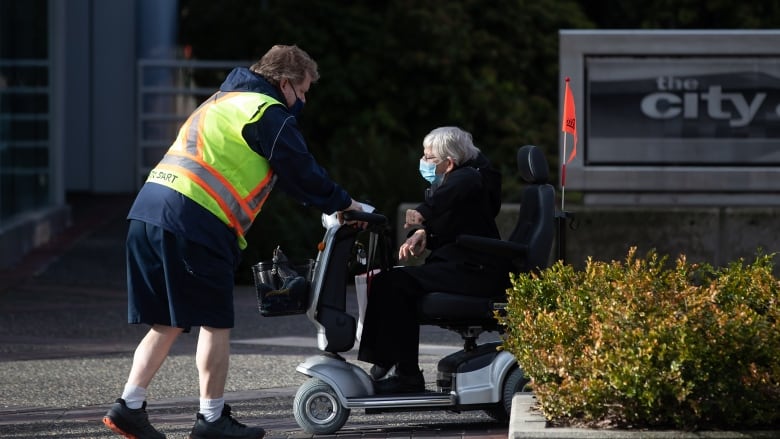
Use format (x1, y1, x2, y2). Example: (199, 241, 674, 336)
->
(293, 378, 350, 434)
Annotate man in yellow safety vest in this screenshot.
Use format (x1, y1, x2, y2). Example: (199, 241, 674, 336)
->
(103, 45, 364, 439)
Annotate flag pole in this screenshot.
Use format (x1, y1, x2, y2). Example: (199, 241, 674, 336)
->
(558, 77, 577, 264)
(561, 137, 568, 211)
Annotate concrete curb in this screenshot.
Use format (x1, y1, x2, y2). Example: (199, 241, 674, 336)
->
(508, 393, 777, 438)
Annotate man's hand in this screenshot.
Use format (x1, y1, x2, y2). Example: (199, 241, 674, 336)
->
(337, 199, 367, 229)
(398, 229, 426, 261)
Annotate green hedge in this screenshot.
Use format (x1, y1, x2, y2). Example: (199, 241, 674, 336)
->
(499, 248, 780, 430)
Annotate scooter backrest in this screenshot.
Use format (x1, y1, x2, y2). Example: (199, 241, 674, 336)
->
(508, 145, 555, 272)
(517, 144, 549, 184)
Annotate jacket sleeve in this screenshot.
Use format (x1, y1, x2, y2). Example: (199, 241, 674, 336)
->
(242, 106, 352, 214)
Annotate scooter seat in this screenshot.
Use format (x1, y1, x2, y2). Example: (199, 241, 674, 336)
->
(417, 292, 502, 328)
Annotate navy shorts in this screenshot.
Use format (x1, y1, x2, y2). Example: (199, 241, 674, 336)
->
(126, 220, 235, 331)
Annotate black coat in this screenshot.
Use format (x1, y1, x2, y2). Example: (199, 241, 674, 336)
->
(357, 152, 510, 368)
(404, 152, 511, 296)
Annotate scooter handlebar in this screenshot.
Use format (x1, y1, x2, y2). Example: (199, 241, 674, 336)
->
(342, 210, 388, 226)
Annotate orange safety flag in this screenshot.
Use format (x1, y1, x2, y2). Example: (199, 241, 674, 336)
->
(562, 77, 577, 165)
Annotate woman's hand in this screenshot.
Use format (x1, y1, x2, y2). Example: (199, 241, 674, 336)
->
(403, 209, 425, 229)
(398, 229, 426, 261)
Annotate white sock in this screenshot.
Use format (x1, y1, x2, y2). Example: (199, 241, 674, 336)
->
(199, 397, 225, 423)
(121, 383, 147, 409)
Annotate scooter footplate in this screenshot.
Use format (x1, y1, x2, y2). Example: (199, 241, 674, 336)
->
(346, 391, 455, 409)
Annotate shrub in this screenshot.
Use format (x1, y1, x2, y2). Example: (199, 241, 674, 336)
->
(499, 247, 780, 430)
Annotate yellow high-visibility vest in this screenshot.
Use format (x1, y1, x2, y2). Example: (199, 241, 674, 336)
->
(147, 91, 282, 249)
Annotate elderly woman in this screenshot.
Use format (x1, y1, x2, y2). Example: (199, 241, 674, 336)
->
(358, 126, 511, 394)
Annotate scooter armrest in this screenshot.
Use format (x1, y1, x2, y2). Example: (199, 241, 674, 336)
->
(456, 234, 528, 259)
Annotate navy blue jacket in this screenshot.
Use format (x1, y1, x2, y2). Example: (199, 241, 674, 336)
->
(222, 67, 351, 212)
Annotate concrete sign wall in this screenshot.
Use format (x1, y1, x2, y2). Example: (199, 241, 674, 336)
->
(559, 30, 780, 206)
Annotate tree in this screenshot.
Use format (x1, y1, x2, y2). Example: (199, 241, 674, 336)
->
(177, 0, 780, 278)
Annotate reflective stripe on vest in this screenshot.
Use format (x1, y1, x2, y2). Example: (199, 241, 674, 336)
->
(147, 91, 281, 249)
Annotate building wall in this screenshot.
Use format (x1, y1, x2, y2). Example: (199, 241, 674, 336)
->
(0, 0, 173, 269)
(88, 0, 137, 193)
(559, 30, 780, 206)
(60, 0, 92, 192)
(561, 206, 780, 276)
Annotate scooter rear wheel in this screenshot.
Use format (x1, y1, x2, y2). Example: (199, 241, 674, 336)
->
(293, 378, 350, 434)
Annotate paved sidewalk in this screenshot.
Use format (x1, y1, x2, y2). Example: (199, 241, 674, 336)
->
(0, 194, 507, 438)
(1, 194, 777, 439)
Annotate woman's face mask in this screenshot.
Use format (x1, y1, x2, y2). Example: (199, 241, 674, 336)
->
(419, 159, 443, 185)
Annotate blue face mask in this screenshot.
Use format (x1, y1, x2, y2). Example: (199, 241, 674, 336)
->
(284, 82, 305, 117)
(419, 159, 442, 185)
(289, 96, 304, 117)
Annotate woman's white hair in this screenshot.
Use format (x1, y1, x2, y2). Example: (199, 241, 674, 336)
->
(422, 126, 480, 165)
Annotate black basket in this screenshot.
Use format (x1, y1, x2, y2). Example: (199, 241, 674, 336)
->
(252, 259, 314, 316)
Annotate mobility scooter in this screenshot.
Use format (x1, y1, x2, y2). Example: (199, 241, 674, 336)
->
(257, 145, 557, 434)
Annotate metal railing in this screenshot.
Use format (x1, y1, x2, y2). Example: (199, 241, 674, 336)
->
(136, 59, 247, 187)
(0, 59, 51, 223)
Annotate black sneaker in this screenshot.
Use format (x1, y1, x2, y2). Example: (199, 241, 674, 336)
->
(102, 398, 166, 439)
(189, 404, 265, 439)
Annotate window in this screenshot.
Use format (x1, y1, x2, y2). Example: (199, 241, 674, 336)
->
(0, 0, 50, 223)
